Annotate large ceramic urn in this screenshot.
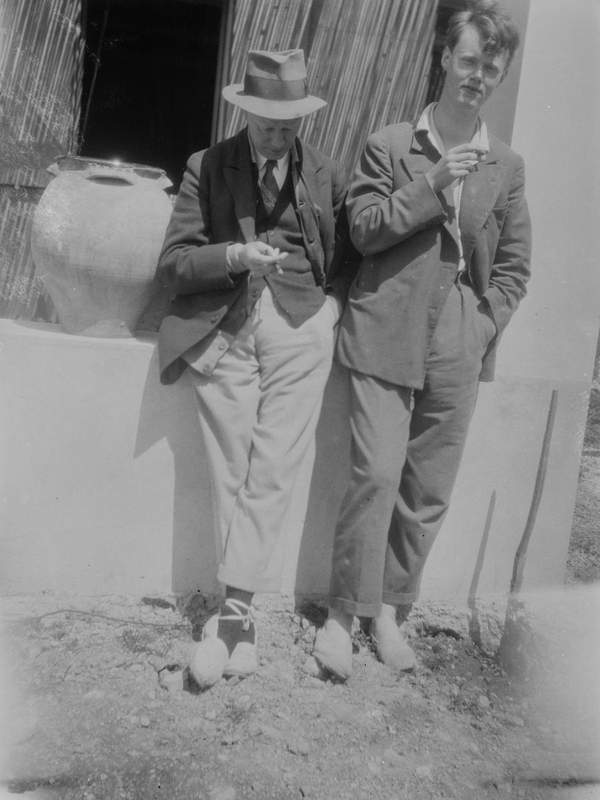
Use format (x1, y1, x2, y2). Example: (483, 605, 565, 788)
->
(30, 155, 173, 336)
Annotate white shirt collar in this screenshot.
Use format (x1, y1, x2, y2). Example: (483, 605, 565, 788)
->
(416, 102, 489, 157)
(247, 134, 290, 175)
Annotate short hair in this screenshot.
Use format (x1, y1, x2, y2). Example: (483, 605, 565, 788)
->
(445, 0, 520, 71)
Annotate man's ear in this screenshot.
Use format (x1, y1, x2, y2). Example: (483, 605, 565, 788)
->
(441, 46, 451, 71)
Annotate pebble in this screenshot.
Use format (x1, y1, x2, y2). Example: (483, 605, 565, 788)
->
(286, 737, 310, 756)
(477, 694, 491, 710)
(139, 715, 151, 727)
(382, 748, 406, 768)
(258, 723, 281, 740)
(302, 656, 321, 677)
(157, 672, 180, 694)
(83, 689, 106, 700)
(232, 694, 253, 712)
(415, 764, 434, 779)
(367, 759, 381, 776)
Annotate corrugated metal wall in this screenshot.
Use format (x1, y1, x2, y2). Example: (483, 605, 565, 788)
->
(0, 0, 83, 319)
(223, 0, 438, 177)
(0, 0, 437, 321)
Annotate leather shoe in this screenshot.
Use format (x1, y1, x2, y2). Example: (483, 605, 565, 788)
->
(313, 614, 353, 681)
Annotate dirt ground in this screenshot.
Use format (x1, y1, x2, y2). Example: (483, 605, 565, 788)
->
(1, 587, 599, 800)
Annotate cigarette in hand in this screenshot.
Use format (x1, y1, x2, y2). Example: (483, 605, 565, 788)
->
(272, 248, 287, 274)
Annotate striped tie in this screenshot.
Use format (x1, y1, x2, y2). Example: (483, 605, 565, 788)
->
(261, 159, 279, 213)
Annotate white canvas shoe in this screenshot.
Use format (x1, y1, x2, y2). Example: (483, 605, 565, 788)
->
(312, 611, 353, 681)
(371, 604, 417, 672)
(188, 618, 229, 689)
(220, 599, 257, 678)
(193, 600, 257, 683)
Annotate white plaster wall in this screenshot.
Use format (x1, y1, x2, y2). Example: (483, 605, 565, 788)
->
(0, 322, 217, 596)
(1, 2, 597, 604)
(0, 321, 588, 602)
(498, 0, 600, 383)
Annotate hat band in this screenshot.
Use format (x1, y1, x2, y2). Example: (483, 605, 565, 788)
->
(243, 74, 308, 102)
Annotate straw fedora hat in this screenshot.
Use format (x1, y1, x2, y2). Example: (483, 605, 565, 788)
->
(222, 49, 326, 119)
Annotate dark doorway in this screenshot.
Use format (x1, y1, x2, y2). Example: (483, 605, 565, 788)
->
(79, 0, 226, 190)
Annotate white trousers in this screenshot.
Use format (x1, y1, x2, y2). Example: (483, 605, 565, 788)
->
(188, 287, 338, 592)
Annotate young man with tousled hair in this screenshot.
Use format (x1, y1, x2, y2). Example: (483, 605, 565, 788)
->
(314, 0, 532, 680)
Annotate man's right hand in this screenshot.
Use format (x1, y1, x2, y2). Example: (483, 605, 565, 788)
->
(227, 241, 287, 277)
(425, 143, 486, 192)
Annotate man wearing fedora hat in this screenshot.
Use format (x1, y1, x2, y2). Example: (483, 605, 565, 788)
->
(155, 49, 354, 689)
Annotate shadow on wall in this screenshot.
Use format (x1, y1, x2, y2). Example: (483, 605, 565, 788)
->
(133, 347, 220, 596)
(294, 363, 351, 599)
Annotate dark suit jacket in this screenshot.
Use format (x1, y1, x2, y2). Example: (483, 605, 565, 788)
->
(155, 128, 351, 384)
(337, 123, 532, 388)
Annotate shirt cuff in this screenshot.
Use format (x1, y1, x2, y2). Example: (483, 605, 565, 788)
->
(226, 243, 244, 275)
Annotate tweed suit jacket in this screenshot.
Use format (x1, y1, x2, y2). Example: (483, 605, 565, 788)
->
(155, 128, 350, 384)
(336, 122, 532, 389)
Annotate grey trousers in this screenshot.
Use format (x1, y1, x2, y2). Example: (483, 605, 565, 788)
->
(329, 279, 497, 617)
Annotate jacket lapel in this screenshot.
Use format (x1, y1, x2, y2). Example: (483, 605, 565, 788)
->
(403, 131, 461, 251)
(459, 158, 506, 236)
(223, 129, 256, 243)
(459, 154, 507, 271)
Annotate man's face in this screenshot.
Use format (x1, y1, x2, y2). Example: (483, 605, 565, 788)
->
(441, 24, 508, 113)
(246, 113, 302, 160)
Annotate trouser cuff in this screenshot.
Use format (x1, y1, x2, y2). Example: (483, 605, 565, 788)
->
(382, 590, 418, 607)
(329, 595, 382, 619)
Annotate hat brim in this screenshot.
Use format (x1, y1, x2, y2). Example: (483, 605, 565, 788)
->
(222, 84, 327, 119)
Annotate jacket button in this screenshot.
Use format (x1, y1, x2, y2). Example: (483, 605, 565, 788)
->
(202, 365, 211, 374)
(218, 342, 226, 351)
(210, 314, 219, 323)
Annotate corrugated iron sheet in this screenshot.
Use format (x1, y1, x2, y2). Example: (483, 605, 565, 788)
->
(223, 0, 437, 177)
(0, 0, 437, 321)
(0, 0, 82, 319)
